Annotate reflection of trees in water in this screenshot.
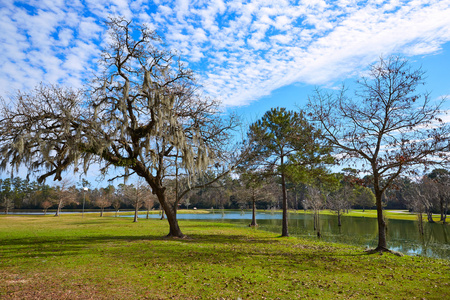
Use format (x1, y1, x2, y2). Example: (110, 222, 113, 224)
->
(442, 225, 448, 244)
(382, 219, 449, 257)
(247, 213, 448, 259)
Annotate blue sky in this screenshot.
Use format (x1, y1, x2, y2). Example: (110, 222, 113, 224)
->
(1, 0, 450, 186)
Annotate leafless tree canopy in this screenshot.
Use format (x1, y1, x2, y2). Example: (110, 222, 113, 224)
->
(308, 55, 450, 251)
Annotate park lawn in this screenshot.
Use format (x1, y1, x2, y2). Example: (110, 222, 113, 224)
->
(0, 215, 448, 299)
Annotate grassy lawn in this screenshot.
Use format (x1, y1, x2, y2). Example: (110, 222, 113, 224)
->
(0, 215, 448, 299)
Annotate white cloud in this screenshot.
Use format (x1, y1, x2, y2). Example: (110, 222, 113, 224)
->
(1, 0, 450, 108)
(78, 18, 103, 41)
(137, 0, 450, 106)
(0, 0, 111, 95)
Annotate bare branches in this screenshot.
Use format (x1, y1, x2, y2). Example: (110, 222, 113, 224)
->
(0, 18, 239, 237)
(307, 55, 450, 250)
(308, 56, 449, 188)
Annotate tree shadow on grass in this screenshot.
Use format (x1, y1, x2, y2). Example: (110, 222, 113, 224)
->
(0, 231, 374, 265)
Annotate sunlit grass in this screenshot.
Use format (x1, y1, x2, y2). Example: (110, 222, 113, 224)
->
(0, 215, 448, 299)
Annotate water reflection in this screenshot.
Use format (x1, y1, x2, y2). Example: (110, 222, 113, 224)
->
(140, 210, 449, 259)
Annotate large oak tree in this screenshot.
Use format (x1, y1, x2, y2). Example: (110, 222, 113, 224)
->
(0, 18, 236, 237)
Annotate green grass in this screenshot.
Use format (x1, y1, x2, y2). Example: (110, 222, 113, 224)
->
(0, 215, 448, 299)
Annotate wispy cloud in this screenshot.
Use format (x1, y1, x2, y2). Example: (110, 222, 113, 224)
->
(1, 0, 449, 107)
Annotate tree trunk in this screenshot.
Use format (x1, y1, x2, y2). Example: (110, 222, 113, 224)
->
(313, 212, 317, 230)
(375, 191, 387, 250)
(55, 203, 61, 217)
(133, 205, 138, 222)
(141, 172, 184, 237)
(250, 195, 257, 227)
(165, 206, 184, 238)
(281, 171, 289, 237)
(417, 212, 424, 235)
(157, 191, 184, 238)
(426, 210, 435, 223)
(337, 211, 342, 226)
(100, 208, 104, 217)
(146, 209, 149, 219)
(443, 200, 448, 224)
(315, 211, 321, 237)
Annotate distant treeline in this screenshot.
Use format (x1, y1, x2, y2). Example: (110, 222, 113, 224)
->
(1, 168, 448, 218)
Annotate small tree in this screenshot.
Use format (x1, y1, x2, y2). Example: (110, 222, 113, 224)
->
(327, 185, 353, 226)
(95, 194, 111, 217)
(112, 197, 121, 217)
(355, 186, 376, 212)
(144, 194, 156, 219)
(41, 200, 53, 215)
(416, 176, 438, 223)
(183, 198, 191, 210)
(428, 169, 450, 223)
(123, 181, 149, 223)
(303, 186, 325, 234)
(54, 179, 77, 216)
(308, 56, 449, 252)
(1, 197, 14, 214)
(404, 181, 428, 235)
(240, 172, 277, 227)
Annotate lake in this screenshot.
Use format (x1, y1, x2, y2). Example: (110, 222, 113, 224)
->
(137, 210, 450, 260)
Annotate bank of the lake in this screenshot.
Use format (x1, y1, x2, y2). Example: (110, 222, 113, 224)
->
(7, 209, 449, 259)
(0, 215, 448, 299)
(127, 209, 449, 260)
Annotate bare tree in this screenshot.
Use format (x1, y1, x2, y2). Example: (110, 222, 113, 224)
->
(54, 178, 77, 216)
(41, 200, 53, 215)
(400, 176, 437, 229)
(404, 181, 428, 235)
(428, 169, 450, 223)
(437, 182, 450, 223)
(303, 186, 325, 234)
(239, 172, 277, 227)
(112, 197, 121, 217)
(0, 18, 237, 237)
(123, 180, 150, 223)
(417, 176, 439, 223)
(95, 185, 115, 217)
(308, 56, 449, 252)
(183, 198, 191, 210)
(95, 194, 111, 217)
(327, 185, 353, 226)
(144, 194, 156, 219)
(1, 197, 14, 214)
